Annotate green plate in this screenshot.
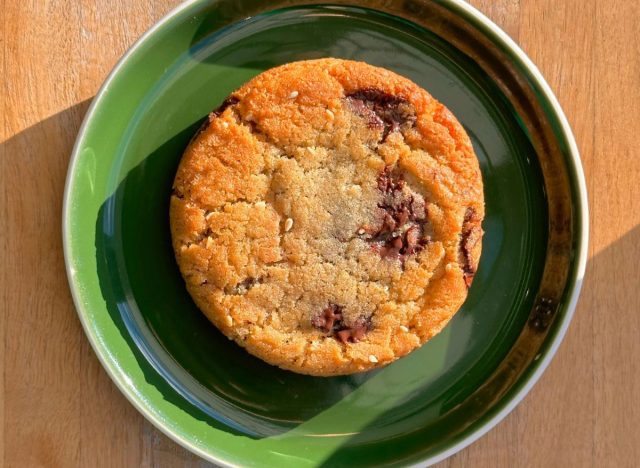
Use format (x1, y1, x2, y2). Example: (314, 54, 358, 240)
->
(63, 1, 588, 466)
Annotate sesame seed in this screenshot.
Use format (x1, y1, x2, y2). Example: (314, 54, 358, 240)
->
(284, 218, 294, 231)
(205, 211, 214, 220)
(346, 184, 361, 196)
(357, 228, 365, 235)
(399, 325, 409, 332)
(325, 109, 334, 119)
(369, 355, 378, 363)
(225, 316, 233, 326)
(221, 121, 229, 128)
(206, 236, 214, 248)
(289, 90, 299, 99)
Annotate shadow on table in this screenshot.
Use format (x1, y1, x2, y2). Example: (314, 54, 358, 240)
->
(0, 98, 91, 310)
(0, 100, 241, 460)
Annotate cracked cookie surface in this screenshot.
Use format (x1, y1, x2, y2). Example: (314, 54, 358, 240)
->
(170, 58, 484, 376)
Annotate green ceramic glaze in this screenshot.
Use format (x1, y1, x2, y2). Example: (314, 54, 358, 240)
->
(64, 1, 587, 466)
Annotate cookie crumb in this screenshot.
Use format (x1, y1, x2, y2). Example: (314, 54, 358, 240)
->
(284, 218, 294, 232)
(289, 90, 299, 99)
(368, 355, 378, 363)
(399, 325, 409, 332)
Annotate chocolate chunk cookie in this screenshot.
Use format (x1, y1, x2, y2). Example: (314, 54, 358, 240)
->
(170, 59, 484, 376)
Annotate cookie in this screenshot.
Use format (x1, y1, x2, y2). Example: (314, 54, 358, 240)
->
(170, 58, 484, 376)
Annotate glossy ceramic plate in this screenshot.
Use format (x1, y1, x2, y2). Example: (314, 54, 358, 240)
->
(63, 1, 588, 466)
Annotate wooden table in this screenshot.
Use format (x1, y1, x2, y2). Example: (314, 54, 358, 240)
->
(2, 1, 638, 466)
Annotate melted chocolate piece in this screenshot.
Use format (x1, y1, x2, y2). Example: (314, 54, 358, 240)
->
(378, 235, 404, 259)
(460, 207, 481, 287)
(335, 316, 371, 344)
(312, 305, 372, 343)
(377, 166, 405, 192)
(311, 303, 343, 333)
(227, 276, 262, 295)
(346, 88, 416, 141)
(212, 95, 240, 117)
(360, 167, 429, 261)
(404, 225, 422, 255)
(188, 96, 241, 146)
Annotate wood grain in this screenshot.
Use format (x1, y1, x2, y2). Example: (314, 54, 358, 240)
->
(1, 0, 639, 466)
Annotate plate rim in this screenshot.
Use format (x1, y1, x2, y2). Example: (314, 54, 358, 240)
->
(62, 0, 589, 466)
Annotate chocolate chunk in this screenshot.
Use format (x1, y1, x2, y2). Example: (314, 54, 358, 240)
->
(312, 306, 372, 343)
(228, 276, 262, 295)
(396, 207, 410, 226)
(379, 244, 401, 259)
(378, 236, 403, 259)
(382, 213, 397, 233)
(335, 316, 371, 343)
(335, 329, 352, 343)
(460, 207, 482, 287)
(311, 303, 343, 333)
(359, 166, 430, 261)
(377, 166, 405, 195)
(404, 225, 422, 255)
(347, 97, 384, 132)
(346, 89, 417, 141)
(212, 96, 240, 116)
(188, 96, 240, 146)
